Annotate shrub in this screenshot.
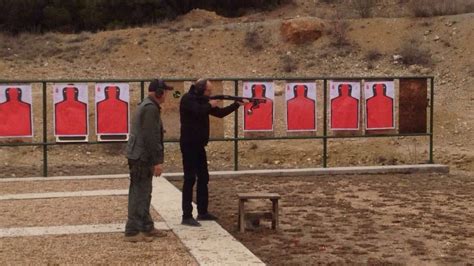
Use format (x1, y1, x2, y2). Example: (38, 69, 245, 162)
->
(280, 54, 297, 73)
(409, 0, 474, 17)
(0, 0, 289, 34)
(352, 0, 377, 18)
(399, 39, 432, 66)
(244, 28, 264, 51)
(329, 17, 351, 47)
(365, 49, 382, 62)
(100, 36, 124, 53)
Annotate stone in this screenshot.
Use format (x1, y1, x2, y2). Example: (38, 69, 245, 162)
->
(280, 17, 325, 44)
(275, 87, 284, 96)
(409, 64, 423, 73)
(420, 67, 432, 75)
(393, 54, 403, 61)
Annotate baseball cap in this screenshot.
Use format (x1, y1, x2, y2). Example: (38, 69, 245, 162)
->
(148, 79, 174, 94)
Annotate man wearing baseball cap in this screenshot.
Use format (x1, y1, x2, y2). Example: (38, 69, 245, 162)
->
(124, 79, 173, 242)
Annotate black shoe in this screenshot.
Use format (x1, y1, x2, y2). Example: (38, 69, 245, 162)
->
(197, 213, 218, 221)
(181, 217, 201, 227)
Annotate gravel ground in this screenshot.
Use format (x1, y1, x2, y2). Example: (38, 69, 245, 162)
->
(171, 172, 474, 265)
(0, 178, 129, 194)
(0, 232, 197, 265)
(1, 196, 162, 228)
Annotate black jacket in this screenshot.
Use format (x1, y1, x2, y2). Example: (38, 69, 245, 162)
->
(180, 88, 239, 145)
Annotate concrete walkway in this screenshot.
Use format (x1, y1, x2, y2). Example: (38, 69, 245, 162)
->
(151, 176, 264, 266)
(0, 164, 449, 182)
(0, 189, 128, 201)
(0, 222, 169, 238)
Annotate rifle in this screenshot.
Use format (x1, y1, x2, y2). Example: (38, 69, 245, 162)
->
(172, 91, 266, 115)
(209, 95, 267, 115)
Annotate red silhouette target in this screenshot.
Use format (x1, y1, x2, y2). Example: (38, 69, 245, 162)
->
(365, 81, 395, 130)
(95, 83, 129, 137)
(53, 84, 88, 137)
(330, 81, 361, 130)
(0, 85, 33, 138)
(243, 82, 274, 131)
(286, 83, 316, 131)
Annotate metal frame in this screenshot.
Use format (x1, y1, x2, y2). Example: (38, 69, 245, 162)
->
(0, 76, 435, 177)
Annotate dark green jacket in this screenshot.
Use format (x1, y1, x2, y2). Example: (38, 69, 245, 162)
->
(126, 96, 164, 165)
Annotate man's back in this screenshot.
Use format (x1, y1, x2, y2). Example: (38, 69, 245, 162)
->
(179, 91, 211, 145)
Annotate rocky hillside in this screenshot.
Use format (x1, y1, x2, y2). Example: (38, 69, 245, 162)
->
(0, 1, 472, 176)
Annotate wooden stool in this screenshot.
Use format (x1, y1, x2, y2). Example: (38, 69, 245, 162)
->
(237, 192, 281, 233)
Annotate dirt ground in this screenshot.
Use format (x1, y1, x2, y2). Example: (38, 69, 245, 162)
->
(0, 233, 197, 265)
(0, 178, 128, 194)
(0, 195, 162, 228)
(171, 171, 474, 265)
(0, 179, 196, 265)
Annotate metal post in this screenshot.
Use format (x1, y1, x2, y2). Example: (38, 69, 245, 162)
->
(323, 79, 328, 168)
(233, 80, 239, 171)
(42, 82, 48, 177)
(429, 77, 434, 164)
(140, 81, 145, 101)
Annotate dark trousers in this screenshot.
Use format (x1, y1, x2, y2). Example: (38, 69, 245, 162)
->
(125, 159, 154, 236)
(180, 142, 209, 219)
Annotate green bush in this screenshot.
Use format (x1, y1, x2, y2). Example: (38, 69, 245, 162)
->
(0, 0, 288, 34)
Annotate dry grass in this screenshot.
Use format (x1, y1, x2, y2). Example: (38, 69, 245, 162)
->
(100, 36, 124, 53)
(280, 54, 298, 73)
(244, 27, 264, 51)
(66, 32, 91, 43)
(364, 49, 382, 62)
(328, 10, 351, 47)
(320, 0, 340, 3)
(409, 0, 474, 17)
(352, 0, 377, 18)
(399, 39, 432, 66)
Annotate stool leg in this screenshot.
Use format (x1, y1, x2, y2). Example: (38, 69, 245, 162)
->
(272, 199, 279, 230)
(237, 201, 240, 230)
(239, 200, 245, 233)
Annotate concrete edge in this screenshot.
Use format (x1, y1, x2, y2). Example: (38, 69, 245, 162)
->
(0, 222, 169, 238)
(0, 164, 449, 182)
(166, 164, 450, 180)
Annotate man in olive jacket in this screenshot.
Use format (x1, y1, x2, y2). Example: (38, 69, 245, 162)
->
(125, 79, 172, 242)
(180, 79, 245, 226)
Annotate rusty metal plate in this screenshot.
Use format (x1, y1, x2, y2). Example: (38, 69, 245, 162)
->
(399, 79, 428, 133)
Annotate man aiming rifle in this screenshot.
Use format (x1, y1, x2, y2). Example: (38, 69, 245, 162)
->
(173, 91, 266, 115)
(179, 79, 248, 226)
(209, 95, 267, 115)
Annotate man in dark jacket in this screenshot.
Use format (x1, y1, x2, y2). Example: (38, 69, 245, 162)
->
(125, 79, 173, 242)
(180, 79, 244, 226)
